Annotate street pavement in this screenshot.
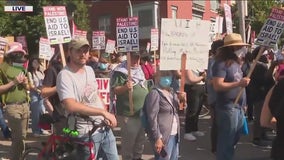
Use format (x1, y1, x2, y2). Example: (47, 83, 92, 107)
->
(0, 112, 272, 160)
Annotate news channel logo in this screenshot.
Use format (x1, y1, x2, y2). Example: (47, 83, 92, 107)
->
(4, 6, 33, 12)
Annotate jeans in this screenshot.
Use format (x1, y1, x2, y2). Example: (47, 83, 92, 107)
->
(5, 103, 29, 160)
(153, 134, 179, 160)
(215, 103, 243, 160)
(120, 116, 146, 160)
(209, 102, 217, 153)
(184, 84, 205, 133)
(76, 128, 118, 160)
(30, 92, 45, 134)
(0, 107, 9, 137)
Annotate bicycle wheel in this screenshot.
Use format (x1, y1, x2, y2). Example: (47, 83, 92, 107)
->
(21, 147, 41, 160)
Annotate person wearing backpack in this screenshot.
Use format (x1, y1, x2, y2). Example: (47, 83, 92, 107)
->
(143, 69, 186, 160)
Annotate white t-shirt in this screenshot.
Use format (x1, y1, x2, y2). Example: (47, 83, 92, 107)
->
(57, 65, 105, 137)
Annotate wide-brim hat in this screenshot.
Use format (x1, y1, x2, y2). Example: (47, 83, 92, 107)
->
(6, 42, 27, 55)
(68, 37, 90, 50)
(220, 33, 250, 48)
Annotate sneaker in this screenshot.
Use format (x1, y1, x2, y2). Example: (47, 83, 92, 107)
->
(192, 131, 205, 137)
(41, 130, 51, 136)
(184, 133, 196, 141)
(2, 127, 11, 139)
(252, 139, 272, 149)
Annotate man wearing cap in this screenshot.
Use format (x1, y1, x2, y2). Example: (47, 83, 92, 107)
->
(0, 42, 30, 160)
(111, 52, 148, 160)
(212, 33, 251, 160)
(56, 38, 118, 159)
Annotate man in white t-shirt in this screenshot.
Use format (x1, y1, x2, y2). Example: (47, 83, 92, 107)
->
(56, 38, 118, 160)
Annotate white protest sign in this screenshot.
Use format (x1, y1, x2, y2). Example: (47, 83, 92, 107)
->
(39, 37, 53, 60)
(43, 6, 71, 44)
(255, 8, 284, 47)
(105, 39, 116, 54)
(116, 17, 139, 52)
(224, 4, 233, 34)
(215, 16, 224, 34)
(92, 31, 105, 50)
(160, 18, 211, 71)
(151, 28, 159, 51)
(96, 78, 110, 105)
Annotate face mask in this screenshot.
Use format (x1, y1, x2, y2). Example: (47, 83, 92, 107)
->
(12, 62, 25, 69)
(159, 76, 172, 88)
(99, 63, 107, 70)
(234, 47, 248, 58)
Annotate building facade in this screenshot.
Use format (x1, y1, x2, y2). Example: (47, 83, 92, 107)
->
(89, 0, 232, 49)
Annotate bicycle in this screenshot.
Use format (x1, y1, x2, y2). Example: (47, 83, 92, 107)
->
(21, 117, 109, 160)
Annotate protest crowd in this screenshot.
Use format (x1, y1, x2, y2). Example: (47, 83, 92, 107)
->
(0, 4, 284, 160)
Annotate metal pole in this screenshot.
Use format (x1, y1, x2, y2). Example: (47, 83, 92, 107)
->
(128, 0, 133, 17)
(238, 0, 246, 42)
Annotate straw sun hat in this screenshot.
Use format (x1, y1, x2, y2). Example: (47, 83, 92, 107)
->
(220, 33, 250, 48)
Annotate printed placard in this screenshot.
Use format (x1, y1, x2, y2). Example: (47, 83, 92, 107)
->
(255, 7, 284, 47)
(43, 6, 71, 44)
(92, 31, 105, 50)
(116, 17, 139, 52)
(105, 39, 116, 54)
(39, 37, 53, 60)
(224, 4, 233, 34)
(96, 78, 110, 105)
(151, 28, 159, 51)
(73, 30, 87, 39)
(160, 18, 211, 71)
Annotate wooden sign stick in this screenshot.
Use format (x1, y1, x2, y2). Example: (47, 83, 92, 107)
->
(234, 46, 265, 104)
(127, 52, 134, 115)
(179, 53, 187, 110)
(59, 44, 66, 66)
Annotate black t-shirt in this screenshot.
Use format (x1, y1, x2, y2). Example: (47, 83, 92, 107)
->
(269, 79, 284, 160)
(42, 61, 63, 118)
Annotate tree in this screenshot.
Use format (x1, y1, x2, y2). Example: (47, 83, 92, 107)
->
(0, 0, 90, 57)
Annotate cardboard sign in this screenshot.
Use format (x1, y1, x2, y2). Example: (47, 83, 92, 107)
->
(116, 17, 139, 52)
(151, 28, 159, 51)
(160, 18, 211, 71)
(15, 36, 28, 51)
(43, 6, 71, 44)
(255, 7, 284, 47)
(39, 37, 54, 60)
(105, 39, 116, 54)
(96, 78, 110, 105)
(92, 31, 105, 50)
(224, 4, 233, 34)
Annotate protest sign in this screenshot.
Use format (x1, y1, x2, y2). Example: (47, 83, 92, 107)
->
(255, 7, 284, 47)
(96, 78, 110, 105)
(151, 28, 159, 51)
(92, 31, 105, 50)
(116, 17, 139, 52)
(105, 39, 116, 54)
(224, 4, 233, 34)
(16, 36, 28, 51)
(160, 18, 211, 71)
(43, 6, 71, 44)
(73, 30, 87, 39)
(0, 37, 7, 64)
(39, 37, 54, 60)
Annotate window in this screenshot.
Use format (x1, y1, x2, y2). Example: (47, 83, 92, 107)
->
(138, 9, 153, 27)
(171, 6, 178, 19)
(210, 0, 220, 11)
(98, 15, 111, 33)
(192, 10, 203, 20)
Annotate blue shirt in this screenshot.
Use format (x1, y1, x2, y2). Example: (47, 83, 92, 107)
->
(212, 60, 246, 107)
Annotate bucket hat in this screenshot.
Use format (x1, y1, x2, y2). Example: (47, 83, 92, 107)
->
(6, 42, 26, 55)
